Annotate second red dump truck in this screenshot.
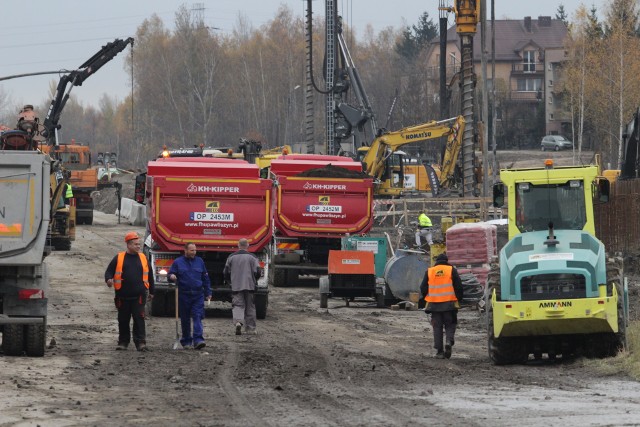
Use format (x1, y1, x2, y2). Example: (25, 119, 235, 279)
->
(268, 154, 374, 286)
(139, 157, 272, 318)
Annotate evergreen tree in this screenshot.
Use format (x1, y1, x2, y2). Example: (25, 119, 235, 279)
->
(556, 4, 568, 26)
(586, 5, 604, 40)
(395, 12, 438, 60)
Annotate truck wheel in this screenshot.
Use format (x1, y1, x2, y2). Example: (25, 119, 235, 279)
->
(85, 210, 93, 225)
(614, 283, 627, 354)
(255, 294, 268, 319)
(272, 269, 286, 287)
(2, 324, 25, 356)
(151, 292, 168, 317)
(375, 292, 385, 308)
(487, 302, 523, 365)
(53, 238, 72, 251)
(320, 293, 329, 309)
(287, 269, 299, 286)
(25, 322, 46, 357)
(486, 279, 527, 365)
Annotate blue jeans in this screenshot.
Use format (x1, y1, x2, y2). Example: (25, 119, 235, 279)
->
(178, 292, 205, 346)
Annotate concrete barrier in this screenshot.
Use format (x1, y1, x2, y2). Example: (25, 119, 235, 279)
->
(115, 197, 134, 219)
(129, 203, 146, 226)
(115, 197, 145, 226)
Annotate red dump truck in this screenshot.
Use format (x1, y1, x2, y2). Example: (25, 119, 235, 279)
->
(268, 154, 374, 286)
(140, 157, 272, 318)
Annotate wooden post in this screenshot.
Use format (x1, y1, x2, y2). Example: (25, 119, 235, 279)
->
(403, 200, 408, 225)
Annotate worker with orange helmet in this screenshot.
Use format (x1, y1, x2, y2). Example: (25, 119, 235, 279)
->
(104, 231, 155, 351)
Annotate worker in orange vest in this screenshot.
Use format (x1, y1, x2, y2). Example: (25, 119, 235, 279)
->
(104, 232, 155, 351)
(420, 253, 463, 359)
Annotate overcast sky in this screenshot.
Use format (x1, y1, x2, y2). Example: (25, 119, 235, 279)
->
(0, 0, 605, 110)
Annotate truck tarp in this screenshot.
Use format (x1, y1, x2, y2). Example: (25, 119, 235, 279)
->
(146, 158, 272, 252)
(270, 157, 374, 238)
(0, 151, 50, 265)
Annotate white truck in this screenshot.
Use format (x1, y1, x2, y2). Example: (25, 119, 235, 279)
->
(0, 141, 51, 356)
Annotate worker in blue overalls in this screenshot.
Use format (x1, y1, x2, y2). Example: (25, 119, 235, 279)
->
(168, 242, 212, 350)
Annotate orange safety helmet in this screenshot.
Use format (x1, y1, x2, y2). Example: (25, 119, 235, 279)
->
(124, 231, 140, 242)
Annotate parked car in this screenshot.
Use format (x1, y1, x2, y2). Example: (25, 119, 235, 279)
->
(541, 135, 573, 151)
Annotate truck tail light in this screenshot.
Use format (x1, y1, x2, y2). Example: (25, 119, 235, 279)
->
(18, 289, 44, 300)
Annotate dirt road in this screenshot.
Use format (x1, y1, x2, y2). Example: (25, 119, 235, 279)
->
(1, 211, 640, 426)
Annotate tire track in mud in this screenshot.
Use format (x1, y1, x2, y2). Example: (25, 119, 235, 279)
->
(230, 319, 352, 426)
(273, 287, 481, 426)
(254, 289, 417, 425)
(307, 336, 416, 425)
(217, 340, 270, 427)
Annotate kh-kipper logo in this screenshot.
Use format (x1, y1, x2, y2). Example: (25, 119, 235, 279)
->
(303, 182, 347, 191)
(186, 183, 240, 193)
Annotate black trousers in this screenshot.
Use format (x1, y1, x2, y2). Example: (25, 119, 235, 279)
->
(430, 311, 457, 351)
(115, 294, 147, 345)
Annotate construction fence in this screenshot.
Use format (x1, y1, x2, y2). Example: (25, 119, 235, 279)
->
(373, 197, 498, 227)
(372, 181, 640, 255)
(595, 179, 640, 254)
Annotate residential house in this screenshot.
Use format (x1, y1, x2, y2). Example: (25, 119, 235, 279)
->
(426, 16, 569, 148)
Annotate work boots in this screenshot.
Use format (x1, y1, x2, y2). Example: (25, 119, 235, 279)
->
(444, 344, 452, 359)
(135, 342, 149, 352)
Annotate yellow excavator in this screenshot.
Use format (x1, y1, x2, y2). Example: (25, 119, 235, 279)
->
(358, 116, 465, 197)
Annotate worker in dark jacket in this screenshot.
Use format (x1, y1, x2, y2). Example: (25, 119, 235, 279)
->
(223, 238, 261, 336)
(104, 232, 155, 351)
(168, 242, 212, 350)
(420, 253, 463, 359)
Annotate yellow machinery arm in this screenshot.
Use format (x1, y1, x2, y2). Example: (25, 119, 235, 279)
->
(453, 0, 480, 34)
(361, 116, 465, 186)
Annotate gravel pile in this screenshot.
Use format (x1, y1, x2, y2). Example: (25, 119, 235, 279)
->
(93, 173, 137, 214)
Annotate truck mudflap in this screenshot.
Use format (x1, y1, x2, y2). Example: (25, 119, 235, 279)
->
(492, 287, 619, 338)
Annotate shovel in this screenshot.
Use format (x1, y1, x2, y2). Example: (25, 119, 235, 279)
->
(173, 285, 181, 350)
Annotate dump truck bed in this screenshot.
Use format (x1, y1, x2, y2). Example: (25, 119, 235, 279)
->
(146, 157, 272, 252)
(270, 156, 374, 238)
(0, 151, 50, 265)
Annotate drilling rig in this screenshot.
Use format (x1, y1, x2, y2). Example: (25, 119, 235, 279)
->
(323, 0, 378, 156)
(441, 0, 480, 197)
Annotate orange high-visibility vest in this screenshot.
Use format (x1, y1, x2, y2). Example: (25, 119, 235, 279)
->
(425, 264, 457, 303)
(114, 252, 149, 291)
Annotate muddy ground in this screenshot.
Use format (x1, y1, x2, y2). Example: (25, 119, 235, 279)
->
(2, 149, 640, 426)
(2, 217, 640, 426)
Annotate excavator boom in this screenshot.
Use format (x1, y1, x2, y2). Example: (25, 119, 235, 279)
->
(361, 116, 465, 193)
